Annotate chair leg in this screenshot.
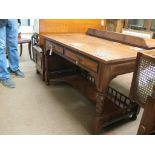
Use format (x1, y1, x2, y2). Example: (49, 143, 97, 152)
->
(137, 97, 155, 135)
(20, 44, 22, 56)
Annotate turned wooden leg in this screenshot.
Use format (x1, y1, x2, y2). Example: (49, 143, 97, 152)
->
(93, 116, 104, 134)
(92, 64, 112, 134)
(93, 91, 106, 134)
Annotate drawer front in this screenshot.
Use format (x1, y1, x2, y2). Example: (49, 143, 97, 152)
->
(64, 49, 98, 72)
(52, 43, 63, 54)
(46, 40, 63, 54)
(64, 49, 77, 61)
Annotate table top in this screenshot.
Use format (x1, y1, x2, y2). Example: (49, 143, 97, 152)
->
(143, 49, 155, 56)
(43, 33, 147, 63)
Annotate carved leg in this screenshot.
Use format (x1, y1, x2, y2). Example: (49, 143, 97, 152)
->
(93, 92, 106, 134)
(93, 116, 104, 134)
(93, 64, 112, 134)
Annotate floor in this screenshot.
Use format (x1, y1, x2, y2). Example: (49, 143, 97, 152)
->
(0, 45, 143, 135)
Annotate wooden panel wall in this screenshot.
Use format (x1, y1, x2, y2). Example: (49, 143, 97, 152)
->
(39, 19, 105, 34)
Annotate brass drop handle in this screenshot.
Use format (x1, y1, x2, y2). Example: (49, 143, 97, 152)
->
(49, 45, 53, 55)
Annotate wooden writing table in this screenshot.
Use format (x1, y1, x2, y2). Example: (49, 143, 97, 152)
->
(41, 29, 155, 134)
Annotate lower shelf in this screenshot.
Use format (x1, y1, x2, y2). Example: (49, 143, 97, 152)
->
(48, 74, 139, 128)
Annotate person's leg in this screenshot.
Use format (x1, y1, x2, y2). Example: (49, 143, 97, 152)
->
(0, 24, 15, 88)
(6, 19, 19, 71)
(6, 19, 24, 78)
(0, 26, 10, 80)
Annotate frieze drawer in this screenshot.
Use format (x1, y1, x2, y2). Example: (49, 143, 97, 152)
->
(64, 49, 98, 72)
(46, 41, 63, 54)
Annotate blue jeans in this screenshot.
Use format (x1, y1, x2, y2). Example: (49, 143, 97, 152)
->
(0, 19, 19, 80)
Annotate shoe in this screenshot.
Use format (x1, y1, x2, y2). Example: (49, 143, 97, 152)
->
(0, 78, 16, 88)
(8, 68, 25, 78)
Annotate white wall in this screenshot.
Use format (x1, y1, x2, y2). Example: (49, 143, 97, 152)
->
(18, 19, 39, 34)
